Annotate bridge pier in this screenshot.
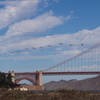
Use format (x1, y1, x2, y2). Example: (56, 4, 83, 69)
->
(14, 70, 44, 90)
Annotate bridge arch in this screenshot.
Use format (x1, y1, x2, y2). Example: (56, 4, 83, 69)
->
(15, 77, 36, 85)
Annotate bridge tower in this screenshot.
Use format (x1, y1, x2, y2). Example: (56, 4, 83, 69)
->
(35, 70, 43, 86)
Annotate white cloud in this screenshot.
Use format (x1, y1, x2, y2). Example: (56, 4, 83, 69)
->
(0, 26, 100, 54)
(0, 0, 40, 29)
(6, 11, 63, 37)
(61, 50, 81, 56)
(0, 1, 17, 5)
(0, 0, 100, 58)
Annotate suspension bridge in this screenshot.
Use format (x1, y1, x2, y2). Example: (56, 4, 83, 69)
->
(7, 41, 100, 90)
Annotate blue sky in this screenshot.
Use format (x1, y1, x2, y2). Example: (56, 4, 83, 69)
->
(0, 0, 100, 80)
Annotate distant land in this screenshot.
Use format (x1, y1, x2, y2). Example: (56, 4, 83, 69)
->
(44, 75, 100, 91)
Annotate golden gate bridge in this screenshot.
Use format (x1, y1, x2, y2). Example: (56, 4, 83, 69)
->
(7, 41, 100, 90)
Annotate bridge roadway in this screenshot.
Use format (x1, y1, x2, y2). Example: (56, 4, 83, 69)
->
(12, 72, 100, 76)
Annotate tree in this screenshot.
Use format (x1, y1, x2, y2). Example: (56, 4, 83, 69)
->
(0, 72, 7, 87)
(0, 72, 17, 88)
(6, 73, 14, 88)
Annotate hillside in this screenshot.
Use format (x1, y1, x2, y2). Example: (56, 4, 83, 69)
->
(44, 75, 100, 91)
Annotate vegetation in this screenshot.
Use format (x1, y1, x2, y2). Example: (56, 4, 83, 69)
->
(0, 72, 17, 88)
(0, 89, 100, 100)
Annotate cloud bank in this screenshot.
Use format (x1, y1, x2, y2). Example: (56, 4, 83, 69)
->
(0, 0, 100, 60)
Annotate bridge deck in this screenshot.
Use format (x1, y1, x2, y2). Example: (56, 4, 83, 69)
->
(42, 72, 100, 75)
(5, 72, 100, 76)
